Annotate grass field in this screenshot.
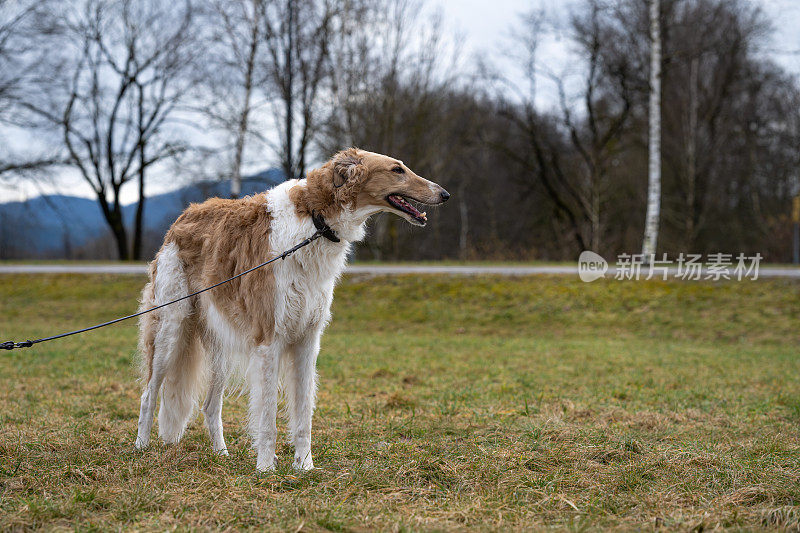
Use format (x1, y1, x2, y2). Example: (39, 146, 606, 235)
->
(1, 273, 799, 530)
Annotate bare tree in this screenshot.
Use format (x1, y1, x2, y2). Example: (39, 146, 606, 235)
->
(320, 0, 465, 259)
(20, 0, 196, 259)
(0, 0, 33, 116)
(560, 1, 637, 252)
(660, 0, 772, 252)
(505, 1, 638, 255)
(262, 0, 335, 180)
(0, 0, 61, 178)
(642, 0, 661, 257)
(197, 0, 340, 186)
(197, 0, 269, 198)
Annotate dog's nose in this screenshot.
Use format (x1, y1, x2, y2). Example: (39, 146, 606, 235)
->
(440, 189, 450, 202)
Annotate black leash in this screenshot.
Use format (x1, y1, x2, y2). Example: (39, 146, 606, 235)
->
(1, 214, 339, 351)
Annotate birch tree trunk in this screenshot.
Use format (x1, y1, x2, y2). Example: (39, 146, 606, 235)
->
(231, 2, 261, 199)
(642, 0, 661, 257)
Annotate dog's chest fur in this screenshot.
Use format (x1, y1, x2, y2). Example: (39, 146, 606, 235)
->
(266, 180, 355, 342)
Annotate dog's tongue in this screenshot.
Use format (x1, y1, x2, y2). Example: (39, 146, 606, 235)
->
(389, 194, 426, 220)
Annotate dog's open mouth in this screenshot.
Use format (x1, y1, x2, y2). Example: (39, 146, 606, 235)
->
(387, 194, 427, 224)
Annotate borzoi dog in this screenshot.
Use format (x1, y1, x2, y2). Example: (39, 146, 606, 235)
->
(134, 148, 450, 471)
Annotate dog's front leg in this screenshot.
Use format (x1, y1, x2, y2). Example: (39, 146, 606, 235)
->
(288, 332, 320, 470)
(247, 342, 282, 472)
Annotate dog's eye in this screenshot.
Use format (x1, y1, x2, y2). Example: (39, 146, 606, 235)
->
(391, 166, 404, 174)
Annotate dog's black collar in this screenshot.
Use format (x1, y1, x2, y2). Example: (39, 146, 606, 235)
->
(312, 212, 340, 243)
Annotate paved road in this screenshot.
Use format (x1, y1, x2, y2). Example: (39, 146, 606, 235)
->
(1, 263, 799, 278)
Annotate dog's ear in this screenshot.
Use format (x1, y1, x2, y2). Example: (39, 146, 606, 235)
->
(332, 149, 366, 188)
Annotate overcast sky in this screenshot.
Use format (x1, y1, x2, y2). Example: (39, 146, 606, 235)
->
(4, 0, 799, 204)
(438, 0, 800, 83)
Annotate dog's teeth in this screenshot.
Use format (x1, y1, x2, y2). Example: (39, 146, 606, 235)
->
(421, 212, 427, 218)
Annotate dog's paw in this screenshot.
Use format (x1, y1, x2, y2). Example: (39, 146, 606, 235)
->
(293, 454, 314, 471)
(134, 437, 149, 450)
(214, 447, 229, 456)
(256, 453, 278, 472)
(256, 463, 276, 473)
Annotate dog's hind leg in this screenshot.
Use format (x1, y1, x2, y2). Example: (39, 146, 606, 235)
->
(157, 325, 202, 444)
(136, 289, 195, 447)
(247, 341, 283, 471)
(136, 279, 164, 450)
(136, 369, 166, 449)
(136, 303, 166, 450)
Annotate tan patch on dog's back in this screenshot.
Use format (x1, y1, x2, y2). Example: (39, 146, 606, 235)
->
(164, 195, 277, 345)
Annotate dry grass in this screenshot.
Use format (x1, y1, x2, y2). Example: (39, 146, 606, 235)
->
(1, 273, 799, 530)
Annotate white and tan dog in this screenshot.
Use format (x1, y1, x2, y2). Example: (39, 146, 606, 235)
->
(134, 148, 450, 471)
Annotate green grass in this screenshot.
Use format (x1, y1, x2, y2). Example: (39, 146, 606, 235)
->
(1, 273, 799, 530)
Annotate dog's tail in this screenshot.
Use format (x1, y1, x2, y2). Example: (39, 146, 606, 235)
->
(158, 327, 204, 443)
(137, 262, 159, 386)
(139, 245, 206, 444)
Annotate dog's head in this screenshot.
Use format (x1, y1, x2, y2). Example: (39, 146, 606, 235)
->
(306, 148, 450, 226)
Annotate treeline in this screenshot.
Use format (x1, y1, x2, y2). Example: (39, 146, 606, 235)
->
(1, 0, 798, 261)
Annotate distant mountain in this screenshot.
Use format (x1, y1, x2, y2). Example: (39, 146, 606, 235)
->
(0, 169, 285, 259)
(0, 195, 107, 257)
